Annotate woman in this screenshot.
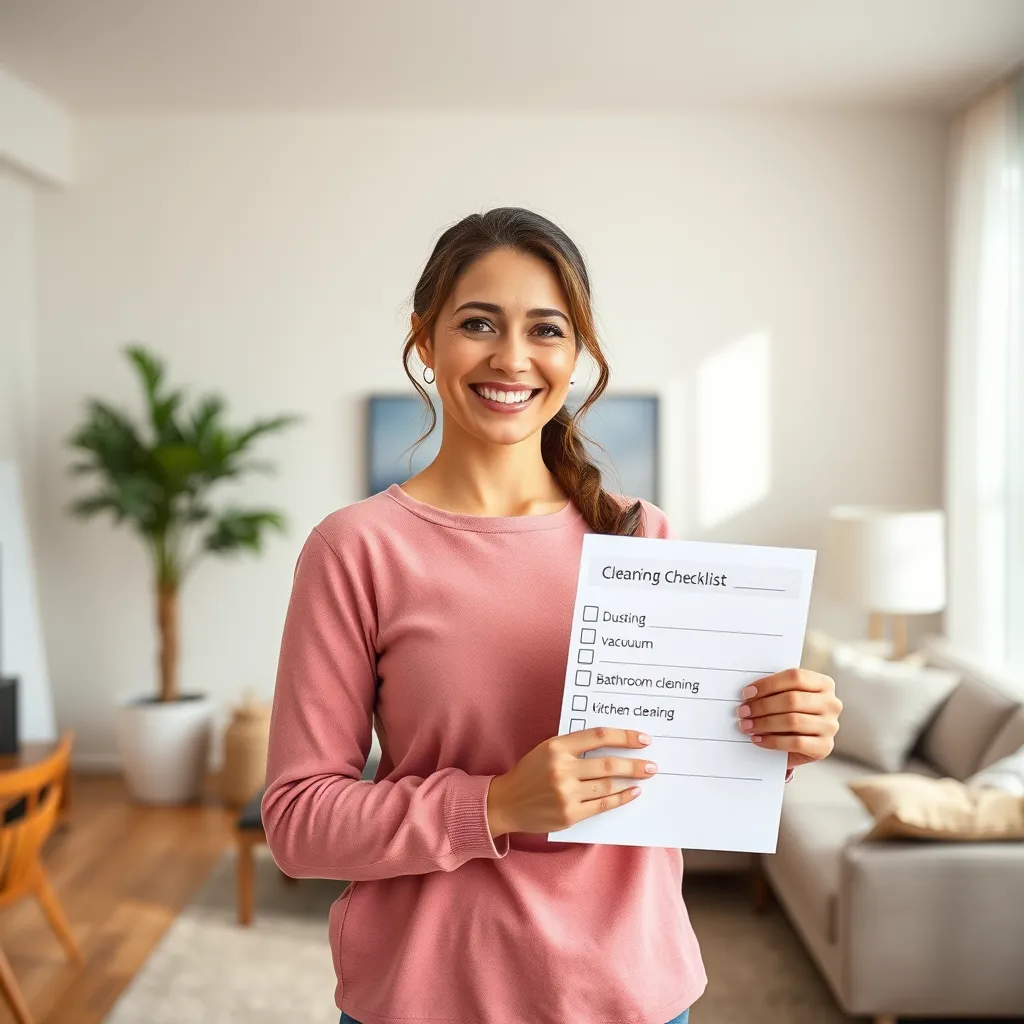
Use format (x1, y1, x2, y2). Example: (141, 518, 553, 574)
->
(262, 207, 842, 1024)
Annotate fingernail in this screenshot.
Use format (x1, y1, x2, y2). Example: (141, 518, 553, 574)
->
(638, 733, 652, 745)
(631, 786, 642, 796)
(752, 735, 763, 743)
(737, 704, 752, 718)
(645, 762, 658, 774)
(742, 685, 758, 699)
(739, 720, 754, 732)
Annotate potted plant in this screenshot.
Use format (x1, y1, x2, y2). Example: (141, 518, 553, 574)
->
(67, 345, 299, 804)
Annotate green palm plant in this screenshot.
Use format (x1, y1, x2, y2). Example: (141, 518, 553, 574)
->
(66, 344, 300, 703)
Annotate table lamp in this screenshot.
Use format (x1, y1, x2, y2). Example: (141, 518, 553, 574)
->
(823, 506, 946, 658)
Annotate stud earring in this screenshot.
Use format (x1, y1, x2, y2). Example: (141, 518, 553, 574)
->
(422, 366, 435, 385)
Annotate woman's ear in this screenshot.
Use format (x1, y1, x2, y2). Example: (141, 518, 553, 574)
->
(411, 312, 432, 368)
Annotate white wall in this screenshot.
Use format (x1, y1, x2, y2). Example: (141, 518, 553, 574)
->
(0, 167, 37, 498)
(32, 109, 947, 767)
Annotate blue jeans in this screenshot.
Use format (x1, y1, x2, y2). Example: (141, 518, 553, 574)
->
(341, 1011, 689, 1023)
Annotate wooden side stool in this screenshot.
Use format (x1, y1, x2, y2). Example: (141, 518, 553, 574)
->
(236, 753, 379, 926)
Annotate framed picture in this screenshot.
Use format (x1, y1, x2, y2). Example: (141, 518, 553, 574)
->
(365, 393, 659, 504)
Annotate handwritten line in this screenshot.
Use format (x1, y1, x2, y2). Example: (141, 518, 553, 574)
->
(647, 624, 782, 638)
(656, 772, 763, 781)
(643, 734, 748, 744)
(734, 585, 786, 593)
(601, 660, 772, 675)
(590, 687, 737, 703)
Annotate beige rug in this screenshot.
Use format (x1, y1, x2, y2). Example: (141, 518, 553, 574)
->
(105, 846, 854, 1023)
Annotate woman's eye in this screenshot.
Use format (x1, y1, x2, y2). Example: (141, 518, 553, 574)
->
(461, 317, 493, 333)
(534, 323, 565, 339)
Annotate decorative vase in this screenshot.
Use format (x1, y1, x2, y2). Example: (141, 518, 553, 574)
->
(221, 693, 271, 806)
(116, 692, 213, 804)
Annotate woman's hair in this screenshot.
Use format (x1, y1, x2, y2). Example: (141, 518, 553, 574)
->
(402, 207, 643, 537)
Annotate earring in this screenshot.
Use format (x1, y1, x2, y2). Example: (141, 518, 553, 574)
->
(422, 366, 435, 385)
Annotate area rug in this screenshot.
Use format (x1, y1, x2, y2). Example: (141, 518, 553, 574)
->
(105, 847, 853, 1023)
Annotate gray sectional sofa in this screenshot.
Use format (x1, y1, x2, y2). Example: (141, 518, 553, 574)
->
(761, 636, 1024, 1022)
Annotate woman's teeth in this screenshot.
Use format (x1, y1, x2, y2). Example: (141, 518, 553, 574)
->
(476, 387, 534, 405)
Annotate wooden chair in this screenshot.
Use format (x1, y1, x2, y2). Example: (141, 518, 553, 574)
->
(0, 732, 80, 1024)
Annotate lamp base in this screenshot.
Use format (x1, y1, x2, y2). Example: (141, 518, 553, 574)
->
(868, 613, 908, 659)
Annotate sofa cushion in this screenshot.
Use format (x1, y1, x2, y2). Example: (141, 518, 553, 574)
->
(771, 755, 875, 944)
(801, 628, 893, 674)
(919, 653, 1021, 779)
(979, 707, 1024, 769)
(968, 743, 1024, 796)
(828, 648, 959, 773)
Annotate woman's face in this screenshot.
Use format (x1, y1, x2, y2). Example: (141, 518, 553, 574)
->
(414, 247, 578, 448)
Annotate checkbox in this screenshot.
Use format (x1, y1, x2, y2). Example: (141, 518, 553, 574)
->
(582, 605, 599, 622)
(572, 695, 588, 712)
(575, 670, 592, 687)
(569, 718, 587, 732)
(580, 628, 596, 644)
(577, 649, 594, 664)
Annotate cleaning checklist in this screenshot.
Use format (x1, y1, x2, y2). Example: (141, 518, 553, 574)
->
(550, 533, 816, 853)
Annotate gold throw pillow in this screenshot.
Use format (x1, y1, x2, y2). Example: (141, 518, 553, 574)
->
(848, 774, 1024, 841)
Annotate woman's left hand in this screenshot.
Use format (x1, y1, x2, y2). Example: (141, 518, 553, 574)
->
(736, 669, 842, 770)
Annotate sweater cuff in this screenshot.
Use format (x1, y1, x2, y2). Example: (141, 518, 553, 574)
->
(444, 773, 510, 863)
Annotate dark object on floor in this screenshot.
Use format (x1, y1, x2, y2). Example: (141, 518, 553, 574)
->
(0, 677, 18, 757)
(236, 752, 380, 925)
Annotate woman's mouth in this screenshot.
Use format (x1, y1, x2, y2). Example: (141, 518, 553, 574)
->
(469, 383, 543, 414)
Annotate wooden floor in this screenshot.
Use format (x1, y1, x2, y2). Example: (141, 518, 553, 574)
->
(0, 773, 237, 1024)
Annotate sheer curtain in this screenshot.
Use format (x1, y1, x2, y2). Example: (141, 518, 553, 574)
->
(945, 72, 1023, 673)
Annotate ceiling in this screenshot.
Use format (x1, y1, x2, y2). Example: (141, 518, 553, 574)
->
(0, 0, 1021, 114)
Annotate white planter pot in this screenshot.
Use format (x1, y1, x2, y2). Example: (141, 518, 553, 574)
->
(116, 693, 214, 804)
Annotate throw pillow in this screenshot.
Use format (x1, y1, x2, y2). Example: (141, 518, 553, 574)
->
(849, 774, 1024, 840)
(967, 745, 1024, 797)
(828, 647, 959, 773)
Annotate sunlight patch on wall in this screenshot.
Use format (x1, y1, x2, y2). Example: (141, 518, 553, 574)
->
(695, 331, 772, 531)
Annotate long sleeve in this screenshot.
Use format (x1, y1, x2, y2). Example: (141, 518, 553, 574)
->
(261, 526, 510, 882)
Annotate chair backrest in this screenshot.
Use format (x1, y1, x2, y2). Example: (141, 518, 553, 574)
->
(0, 732, 74, 894)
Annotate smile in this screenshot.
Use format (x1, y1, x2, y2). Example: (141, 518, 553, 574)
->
(469, 383, 542, 412)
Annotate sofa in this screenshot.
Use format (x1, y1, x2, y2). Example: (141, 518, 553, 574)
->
(761, 635, 1024, 1022)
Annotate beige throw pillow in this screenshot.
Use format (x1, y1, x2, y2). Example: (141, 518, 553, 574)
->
(827, 647, 959, 773)
(849, 774, 1024, 840)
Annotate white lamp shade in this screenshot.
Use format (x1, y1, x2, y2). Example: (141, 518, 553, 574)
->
(824, 506, 946, 614)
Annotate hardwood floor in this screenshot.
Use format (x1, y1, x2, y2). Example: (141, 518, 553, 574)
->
(0, 773, 237, 1024)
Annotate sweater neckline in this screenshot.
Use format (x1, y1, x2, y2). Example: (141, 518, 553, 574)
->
(384, 483, 583, 533)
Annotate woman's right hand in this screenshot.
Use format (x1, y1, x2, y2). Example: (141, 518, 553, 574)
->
(485, 727, 657, 838)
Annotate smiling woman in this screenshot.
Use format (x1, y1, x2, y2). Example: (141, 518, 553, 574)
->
(263, 208, 713, 1024)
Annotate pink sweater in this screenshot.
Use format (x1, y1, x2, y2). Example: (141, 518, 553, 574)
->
(262, 484, 707, 1024)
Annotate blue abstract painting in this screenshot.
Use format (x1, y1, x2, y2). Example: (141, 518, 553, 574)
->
(366, 393, 659, 503)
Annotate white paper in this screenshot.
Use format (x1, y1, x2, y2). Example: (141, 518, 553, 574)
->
(549, 534, 816, 853)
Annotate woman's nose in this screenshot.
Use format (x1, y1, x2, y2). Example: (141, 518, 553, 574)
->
(489, 335, 532, 376)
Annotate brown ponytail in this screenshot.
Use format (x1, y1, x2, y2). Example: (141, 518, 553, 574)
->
(401, 207, 643, 537)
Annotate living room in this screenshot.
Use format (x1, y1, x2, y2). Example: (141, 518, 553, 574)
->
(0, 2, 1022, 1023)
